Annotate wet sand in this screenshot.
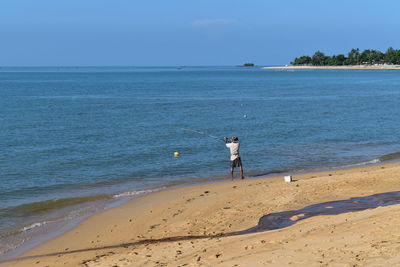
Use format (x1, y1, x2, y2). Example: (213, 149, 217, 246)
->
(3, 162, 400, 266)
(263, 65, 400, 70)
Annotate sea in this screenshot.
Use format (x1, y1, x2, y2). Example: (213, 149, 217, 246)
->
(1, 66, 400, 258)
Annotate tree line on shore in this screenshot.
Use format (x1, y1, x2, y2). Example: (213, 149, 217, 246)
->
(291, 48, 400, 66)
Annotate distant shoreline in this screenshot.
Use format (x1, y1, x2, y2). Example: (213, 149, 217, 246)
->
(263, 65, 400, 70)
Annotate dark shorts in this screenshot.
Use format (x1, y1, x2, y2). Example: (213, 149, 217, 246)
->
(231, 157, 242, 168)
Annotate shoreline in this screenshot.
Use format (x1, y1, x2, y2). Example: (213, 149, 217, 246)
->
(263, 65, 400, 70)
(3, 161, 400, 266)
(0, 157, 387, 260)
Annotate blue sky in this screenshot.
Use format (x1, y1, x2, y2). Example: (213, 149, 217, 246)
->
(1, 0, 399, 66)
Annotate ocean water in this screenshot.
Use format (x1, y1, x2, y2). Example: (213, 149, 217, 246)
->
(2, 66, 400, 256)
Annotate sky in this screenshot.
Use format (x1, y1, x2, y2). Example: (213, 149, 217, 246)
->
(1, 0, 399, 66)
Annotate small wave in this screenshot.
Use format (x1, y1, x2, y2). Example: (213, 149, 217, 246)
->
(379, 152, 400, 162)
(0, 217, 64, 243)
(3, 195, 112, 215)
(339, 158, 381, 168)
(0, 215, 75, 256)
(112, 187, 165, 198)
(0, 188, 165, 239)
(21, 221, 48, 232)
(19, 216, 68, 233)
(354, 158, 381, 166)
(18, 215, 75, 235)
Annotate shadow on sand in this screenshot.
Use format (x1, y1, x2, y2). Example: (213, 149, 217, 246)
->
(2, 191, 400, 264)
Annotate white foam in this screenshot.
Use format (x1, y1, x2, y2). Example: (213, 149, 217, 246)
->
(20, 216, 67, 233)
(112, 187, 165, 198)
(21, 221, 48, 232)
(340, 158, 381, 168)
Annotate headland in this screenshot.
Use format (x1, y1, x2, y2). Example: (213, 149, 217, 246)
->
(263, 65, 400, 70)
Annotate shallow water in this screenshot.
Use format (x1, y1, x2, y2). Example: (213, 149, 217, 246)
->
(2, 66, 400, 255)
(256, 191, 400, 231)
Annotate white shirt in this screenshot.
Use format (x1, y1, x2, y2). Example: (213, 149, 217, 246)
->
(226, 142, 240, 161)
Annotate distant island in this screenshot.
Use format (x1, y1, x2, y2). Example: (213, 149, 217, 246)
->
(240, 63, 255, 67)
(290, 47, 400, 66)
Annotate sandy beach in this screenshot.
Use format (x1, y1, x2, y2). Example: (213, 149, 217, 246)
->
(2, 162, 400, 266)
(263, 65, 400, 70)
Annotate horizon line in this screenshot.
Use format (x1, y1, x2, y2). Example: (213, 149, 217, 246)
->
(0, 64, 283, 68)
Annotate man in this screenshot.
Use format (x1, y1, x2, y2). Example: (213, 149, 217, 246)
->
(224, 136, 245, 180)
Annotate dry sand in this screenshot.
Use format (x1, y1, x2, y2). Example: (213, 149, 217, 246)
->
(3, 162, 400, 266)
(263, 65, 400, 70)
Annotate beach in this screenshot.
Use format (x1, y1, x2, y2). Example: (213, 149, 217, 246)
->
(3, 161, 400, 266)
(263, 65, 400, 70)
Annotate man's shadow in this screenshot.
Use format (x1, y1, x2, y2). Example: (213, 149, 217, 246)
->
(2, 191, 400, 264)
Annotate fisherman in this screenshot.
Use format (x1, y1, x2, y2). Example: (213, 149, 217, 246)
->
(224, 136, 245, 180)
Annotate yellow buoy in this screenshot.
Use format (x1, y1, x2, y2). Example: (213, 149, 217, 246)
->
(174, 152, 180, 157)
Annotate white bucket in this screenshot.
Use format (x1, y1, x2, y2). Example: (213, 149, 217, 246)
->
(284, 175, 292, 182)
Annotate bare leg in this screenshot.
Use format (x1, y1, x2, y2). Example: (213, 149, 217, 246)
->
(230, 167, 234, 180)
(240, 165, 244, 179)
